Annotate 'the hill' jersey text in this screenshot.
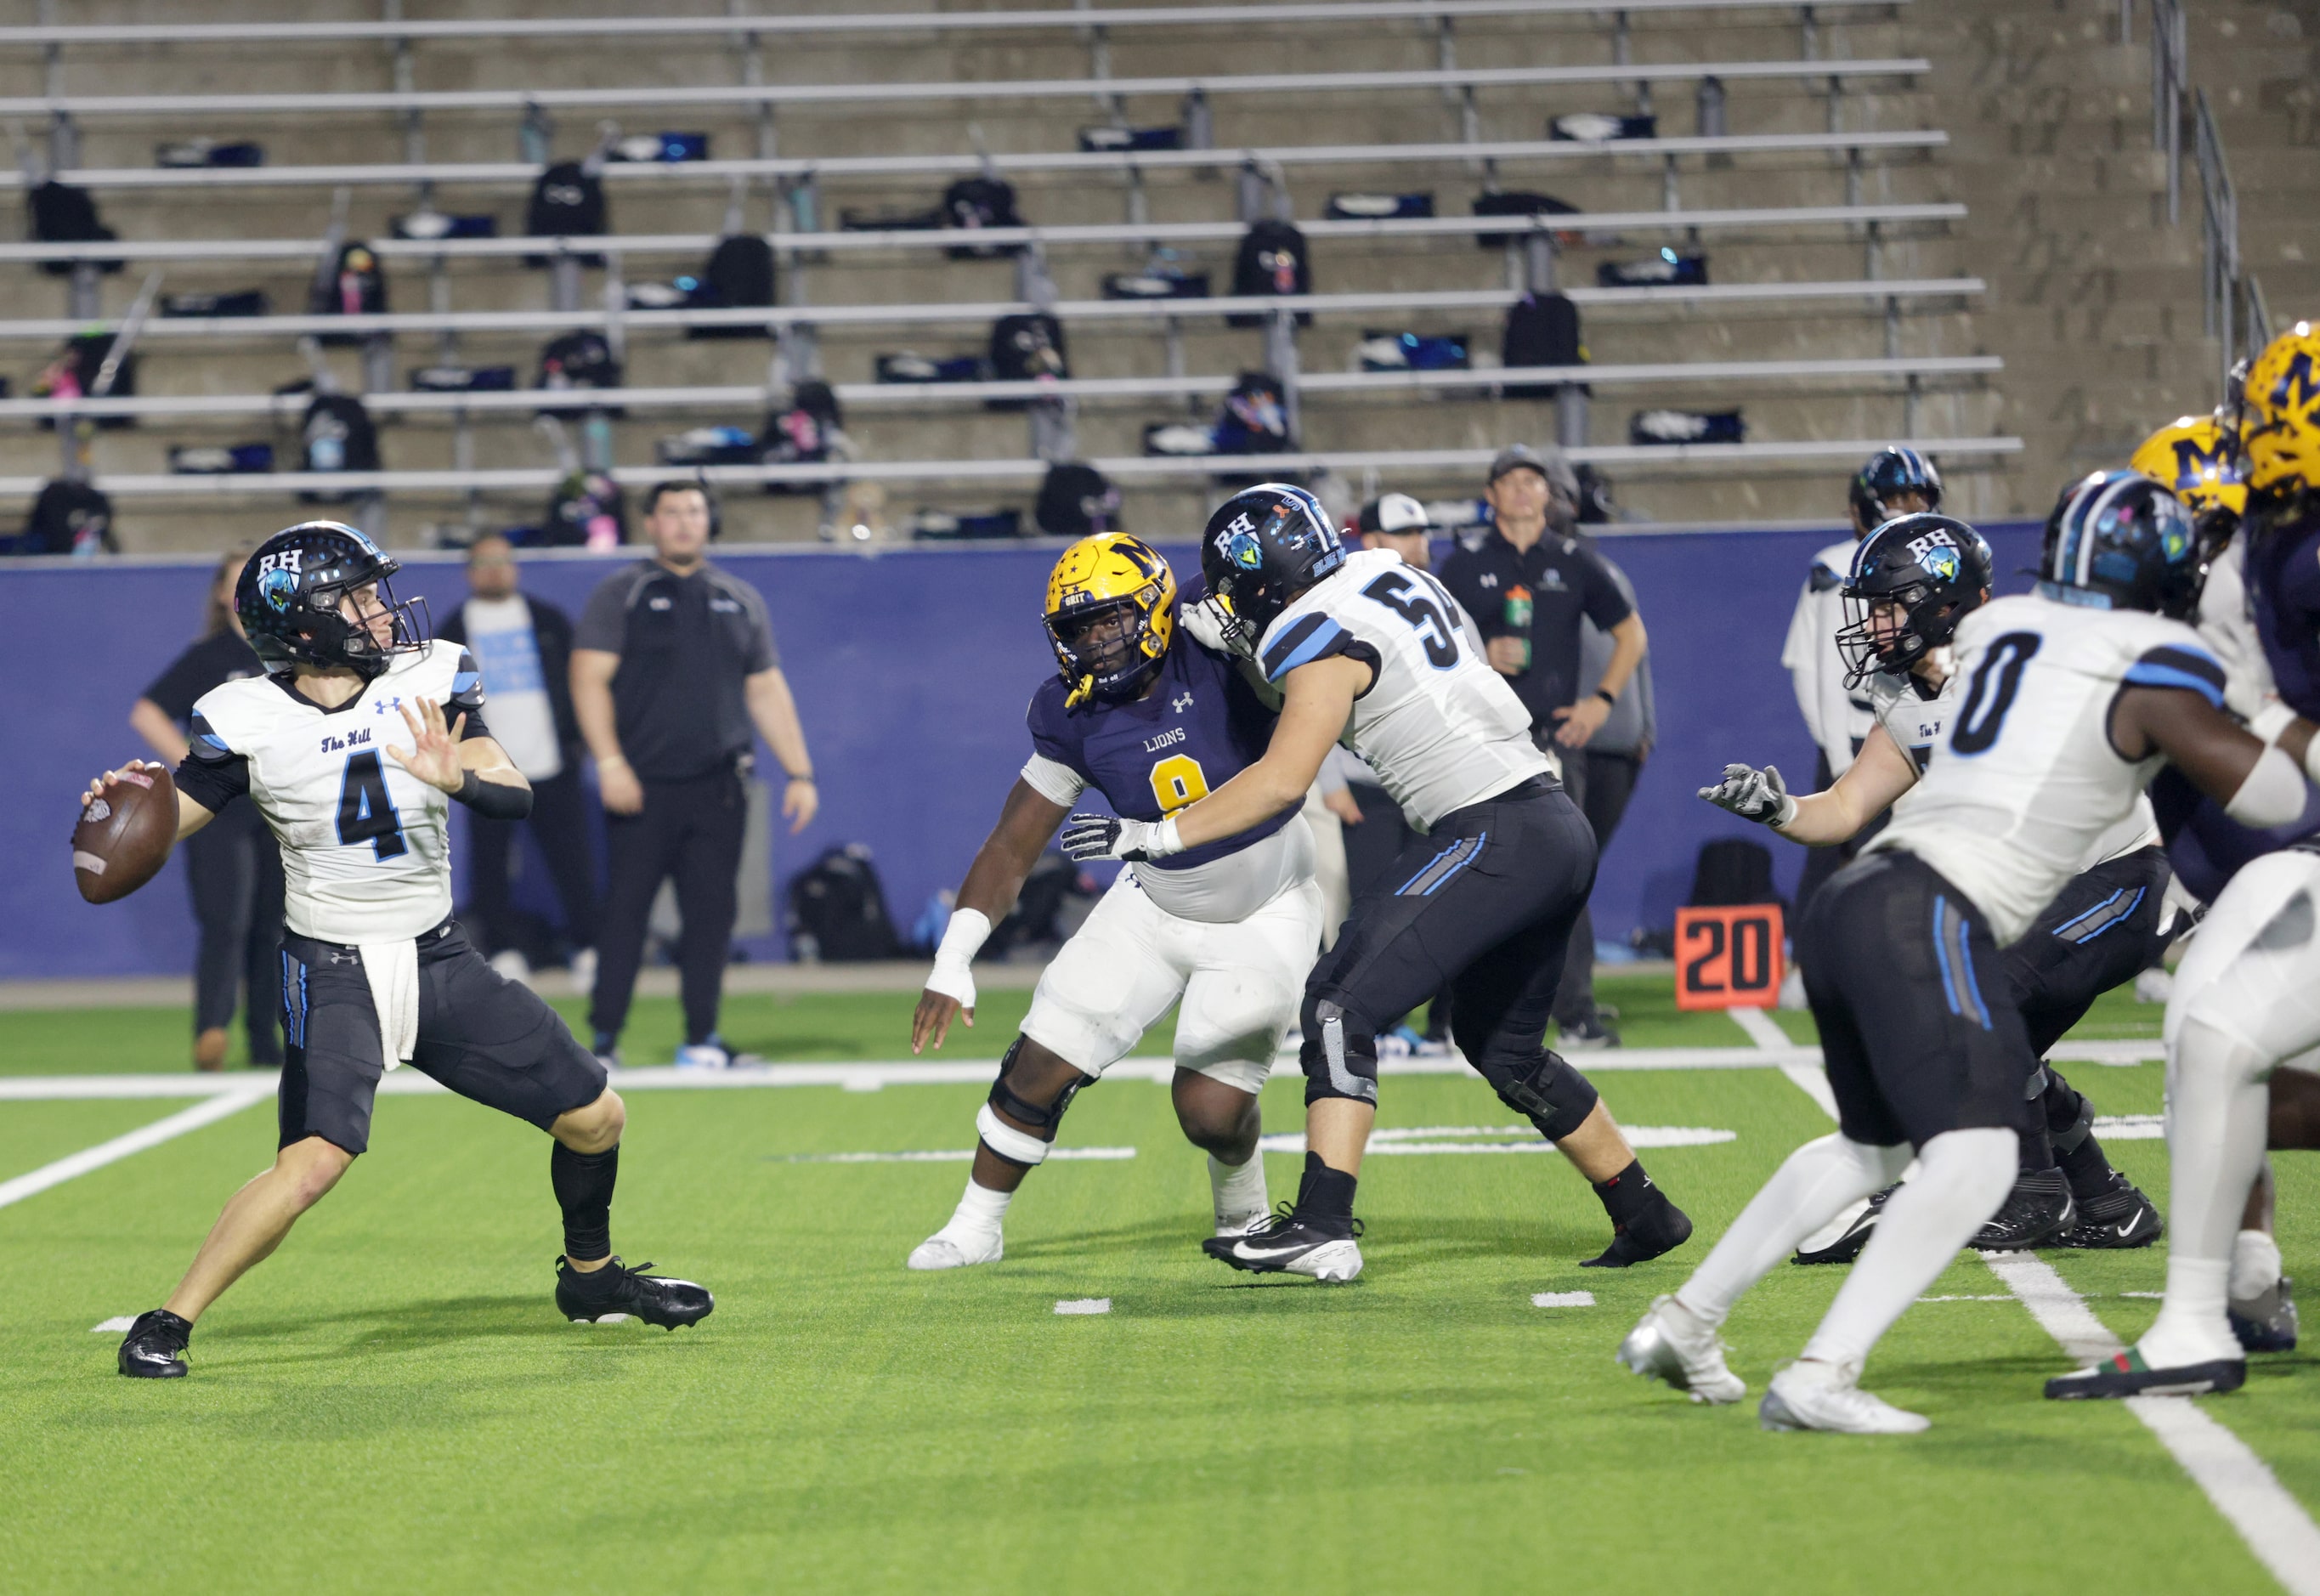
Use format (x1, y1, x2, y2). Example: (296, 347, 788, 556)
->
(175, 644, 489, 944)
(1255, 547, 1548, 829)
(1023, 636, 1311, 923)
(1871, 593, 2222, 944)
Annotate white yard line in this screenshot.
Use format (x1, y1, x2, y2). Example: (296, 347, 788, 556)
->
(1727, 1005, 1792, 1050)
(0, 1087, 269, 1214)
(1766, 1054, 2320, 1592)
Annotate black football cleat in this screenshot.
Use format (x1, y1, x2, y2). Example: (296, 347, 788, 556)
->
(117, 1308, 192, 1378)
(1582, 1191, 1694, 1268)
(2230, 1276, 2299, 1354)
(2055, 1172, 2164, 1250)
(555, 1256, 715, 1329)
(2045, 1346, 2245, 1401)
(1202, 1206, 1364, 1281)
(1972, 1169, 2076, 1252)
(1793, 1186, 1895, 1265)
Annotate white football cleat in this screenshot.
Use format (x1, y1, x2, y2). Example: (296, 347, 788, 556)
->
(1759, 1360, 1929, 1434)
(1617, 1295, 1746, 1404)
(908, 1229, 1004, 1271)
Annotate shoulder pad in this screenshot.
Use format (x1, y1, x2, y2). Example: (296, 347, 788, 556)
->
(1808, 562, 1845, 593)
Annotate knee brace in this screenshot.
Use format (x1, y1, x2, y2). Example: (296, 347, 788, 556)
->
(1489, 1050, 1599, 1143)
(976, 1037, 1084, 1169)
(1300, 993, 1378, 1106)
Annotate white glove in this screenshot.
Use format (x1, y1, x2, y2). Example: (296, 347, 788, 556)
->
(924, 907, 990, 1012)
(1698, 762, 1797, 828)
(1060, 812, 1184, 863)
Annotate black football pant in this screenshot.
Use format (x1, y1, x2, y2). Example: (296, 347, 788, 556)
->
(463, 766, 602, 963)
(590, 767, 748, 1048)
(185, 801, 284, 1065)
(2004, 845, 2173, 1186)
(1340, 780, 1453, 1040)
(1301, 779, 1601, 1130)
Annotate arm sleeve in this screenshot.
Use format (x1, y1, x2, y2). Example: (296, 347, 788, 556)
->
(1020, 752, 1088, 806)
(572, 572, 631, 654)
(173, 710, 249, 812)
(1575, 545, 1634, 631)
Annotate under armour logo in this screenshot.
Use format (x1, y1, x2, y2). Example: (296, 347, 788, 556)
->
(1478, 573, 1499, 588)
(1172, 692, 1194, 712)
(371, 695, 402, 716)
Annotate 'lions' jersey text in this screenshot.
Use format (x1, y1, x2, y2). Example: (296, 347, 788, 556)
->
(177, 644, 489, 944)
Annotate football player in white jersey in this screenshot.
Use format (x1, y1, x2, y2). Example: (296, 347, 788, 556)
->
(1621, 473, 2317, 1430)
(97, 523, 711, 1380)
(2051, 330, 2320, 1399)
(1703, 512, 2168, 1257)
(904, 534, 1322, 1269)
(1063, 484, 1693, 1282)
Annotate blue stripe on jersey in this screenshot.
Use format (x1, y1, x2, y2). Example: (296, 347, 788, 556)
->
(2120, 660, 2226, 708)
(1262, 614, 1350, 682)
(452, 671, 483, 696)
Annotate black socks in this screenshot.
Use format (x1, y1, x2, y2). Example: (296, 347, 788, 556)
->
(1592, 1158, 1657, 1225)
(551, 1141, 619, 1263)
(1295, 1152, 1358, 1222)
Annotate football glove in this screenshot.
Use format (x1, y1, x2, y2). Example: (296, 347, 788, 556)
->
(1060, 812, 1183, 863)
(1698, 762, 1797, 828)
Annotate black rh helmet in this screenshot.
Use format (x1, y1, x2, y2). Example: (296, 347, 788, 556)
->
(1848, 445, 1944, 529)
(2038, 470, 2210, 620)
(1198, 483, 1346, 652)
(235, 520, 430, 679)
(1834, 511, 1994, 687)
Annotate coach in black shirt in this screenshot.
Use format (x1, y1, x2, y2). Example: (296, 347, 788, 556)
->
(572, 483, 818, 1068)
(1440, 444, 1647, 1048)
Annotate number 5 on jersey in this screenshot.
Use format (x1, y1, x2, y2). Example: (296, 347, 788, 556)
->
(337, 750, 408, 859)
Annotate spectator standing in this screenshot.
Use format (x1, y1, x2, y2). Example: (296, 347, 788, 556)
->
(439, 533, 601, 988)
(128, 550, 282, 1072)
(1570, 528, 1657, 948)
(571, 483, 819, 1069)
(1439, 444, 1646, 1049)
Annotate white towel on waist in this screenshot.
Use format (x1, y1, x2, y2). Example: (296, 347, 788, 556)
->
(359, 937, 422, 1067)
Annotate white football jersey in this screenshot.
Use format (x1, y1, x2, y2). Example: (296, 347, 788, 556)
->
(1781, 536, 1876, 775)
(186, 643, 484, 944)
(1871, 593, 2221, 943)
(1256, 546, 1548, 829)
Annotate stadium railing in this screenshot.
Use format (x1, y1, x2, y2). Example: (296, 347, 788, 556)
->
(0, 355, 2000, 426)
(0, 437, 2023, 503)
(0, 0, 1909, 51)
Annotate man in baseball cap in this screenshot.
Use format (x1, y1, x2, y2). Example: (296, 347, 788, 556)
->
(1353, 492, 1436, 570)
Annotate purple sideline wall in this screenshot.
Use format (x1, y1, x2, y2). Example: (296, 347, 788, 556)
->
(0, 523, 2041, 981)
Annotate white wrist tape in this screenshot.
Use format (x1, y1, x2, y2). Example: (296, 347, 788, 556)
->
(2249, 699, 2298, 745)
(2225, 743, 2309, 829)
(976, 1102, 1050, 1167)
(1143, 817, 1185, 859)
(925, 908, 990, 1006)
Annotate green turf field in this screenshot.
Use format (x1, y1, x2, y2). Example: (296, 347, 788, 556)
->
(1, 976, 2312, 1593)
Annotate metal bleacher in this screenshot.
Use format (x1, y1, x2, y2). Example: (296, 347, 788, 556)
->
(0, 0, 2005, 552)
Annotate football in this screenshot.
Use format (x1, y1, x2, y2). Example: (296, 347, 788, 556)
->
(71, 763, 178, 904)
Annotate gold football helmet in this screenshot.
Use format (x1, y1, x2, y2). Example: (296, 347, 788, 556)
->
(2130, 414, 2247, 520)
(2241, 320, 2320, 496)
(1044, 533, 1177, 706)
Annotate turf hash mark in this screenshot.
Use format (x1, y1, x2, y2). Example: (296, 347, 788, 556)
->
(0, 1087, 269, 1214)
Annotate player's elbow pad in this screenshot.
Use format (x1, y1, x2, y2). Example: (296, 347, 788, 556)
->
(455, 771, 533, 820)
(2223, 743, 2307, 829)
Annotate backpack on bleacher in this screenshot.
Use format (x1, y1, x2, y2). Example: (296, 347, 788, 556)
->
(27, 179, 121, 278)
(942, 176, 1023, 259)
(785, 843, 901, 963)
(542, 469, 627, 549)
(1035, 462, 1120, 538)
(1213, 371, 1292, 455)
(1228, 218, 1311, 327)
(987, 312, 1068, 411)
(524, 161, 608, 267)
(297, 393, 381, 501)
(1472, 190, 1582, 252)
(686, 235, 776, 341)
(17, 478, 116, 555)
(1501, 291, 1586, 399)
(535, 331, 625, 418)
(308, 241, 388, 347)
(759, 379, 844, 491)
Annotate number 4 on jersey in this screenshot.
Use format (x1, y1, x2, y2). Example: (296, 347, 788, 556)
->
(337, 750, 408, 859)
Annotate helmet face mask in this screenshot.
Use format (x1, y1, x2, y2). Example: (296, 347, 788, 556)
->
(1833, 512, 1993, 687)
(1043, 533, 1177, 707)
(2038, 470, 2209, 621)
(237, 521, 430, 679)
(1198, 484, 1344, 651)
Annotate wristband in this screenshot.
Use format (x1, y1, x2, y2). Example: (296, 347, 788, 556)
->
(2249, 700, 2297, 745)
(1144, 817, 1185, 860)
(925, 908, 991, 1007)
(1594, 688, 1618, 708)
(788, 772, 816, 783)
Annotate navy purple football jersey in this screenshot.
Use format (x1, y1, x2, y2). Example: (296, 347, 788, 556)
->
(1026, 637, 1289, 874)
(2248, 511, 2320, 722)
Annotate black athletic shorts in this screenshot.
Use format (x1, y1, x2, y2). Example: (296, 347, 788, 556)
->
(277, 918, 608, 1156)
(2005, 845, 2172, 1060)
(1795, 849, 2036, 1148)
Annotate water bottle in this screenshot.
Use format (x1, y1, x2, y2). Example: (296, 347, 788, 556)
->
(1503, 584, 1533, 671)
